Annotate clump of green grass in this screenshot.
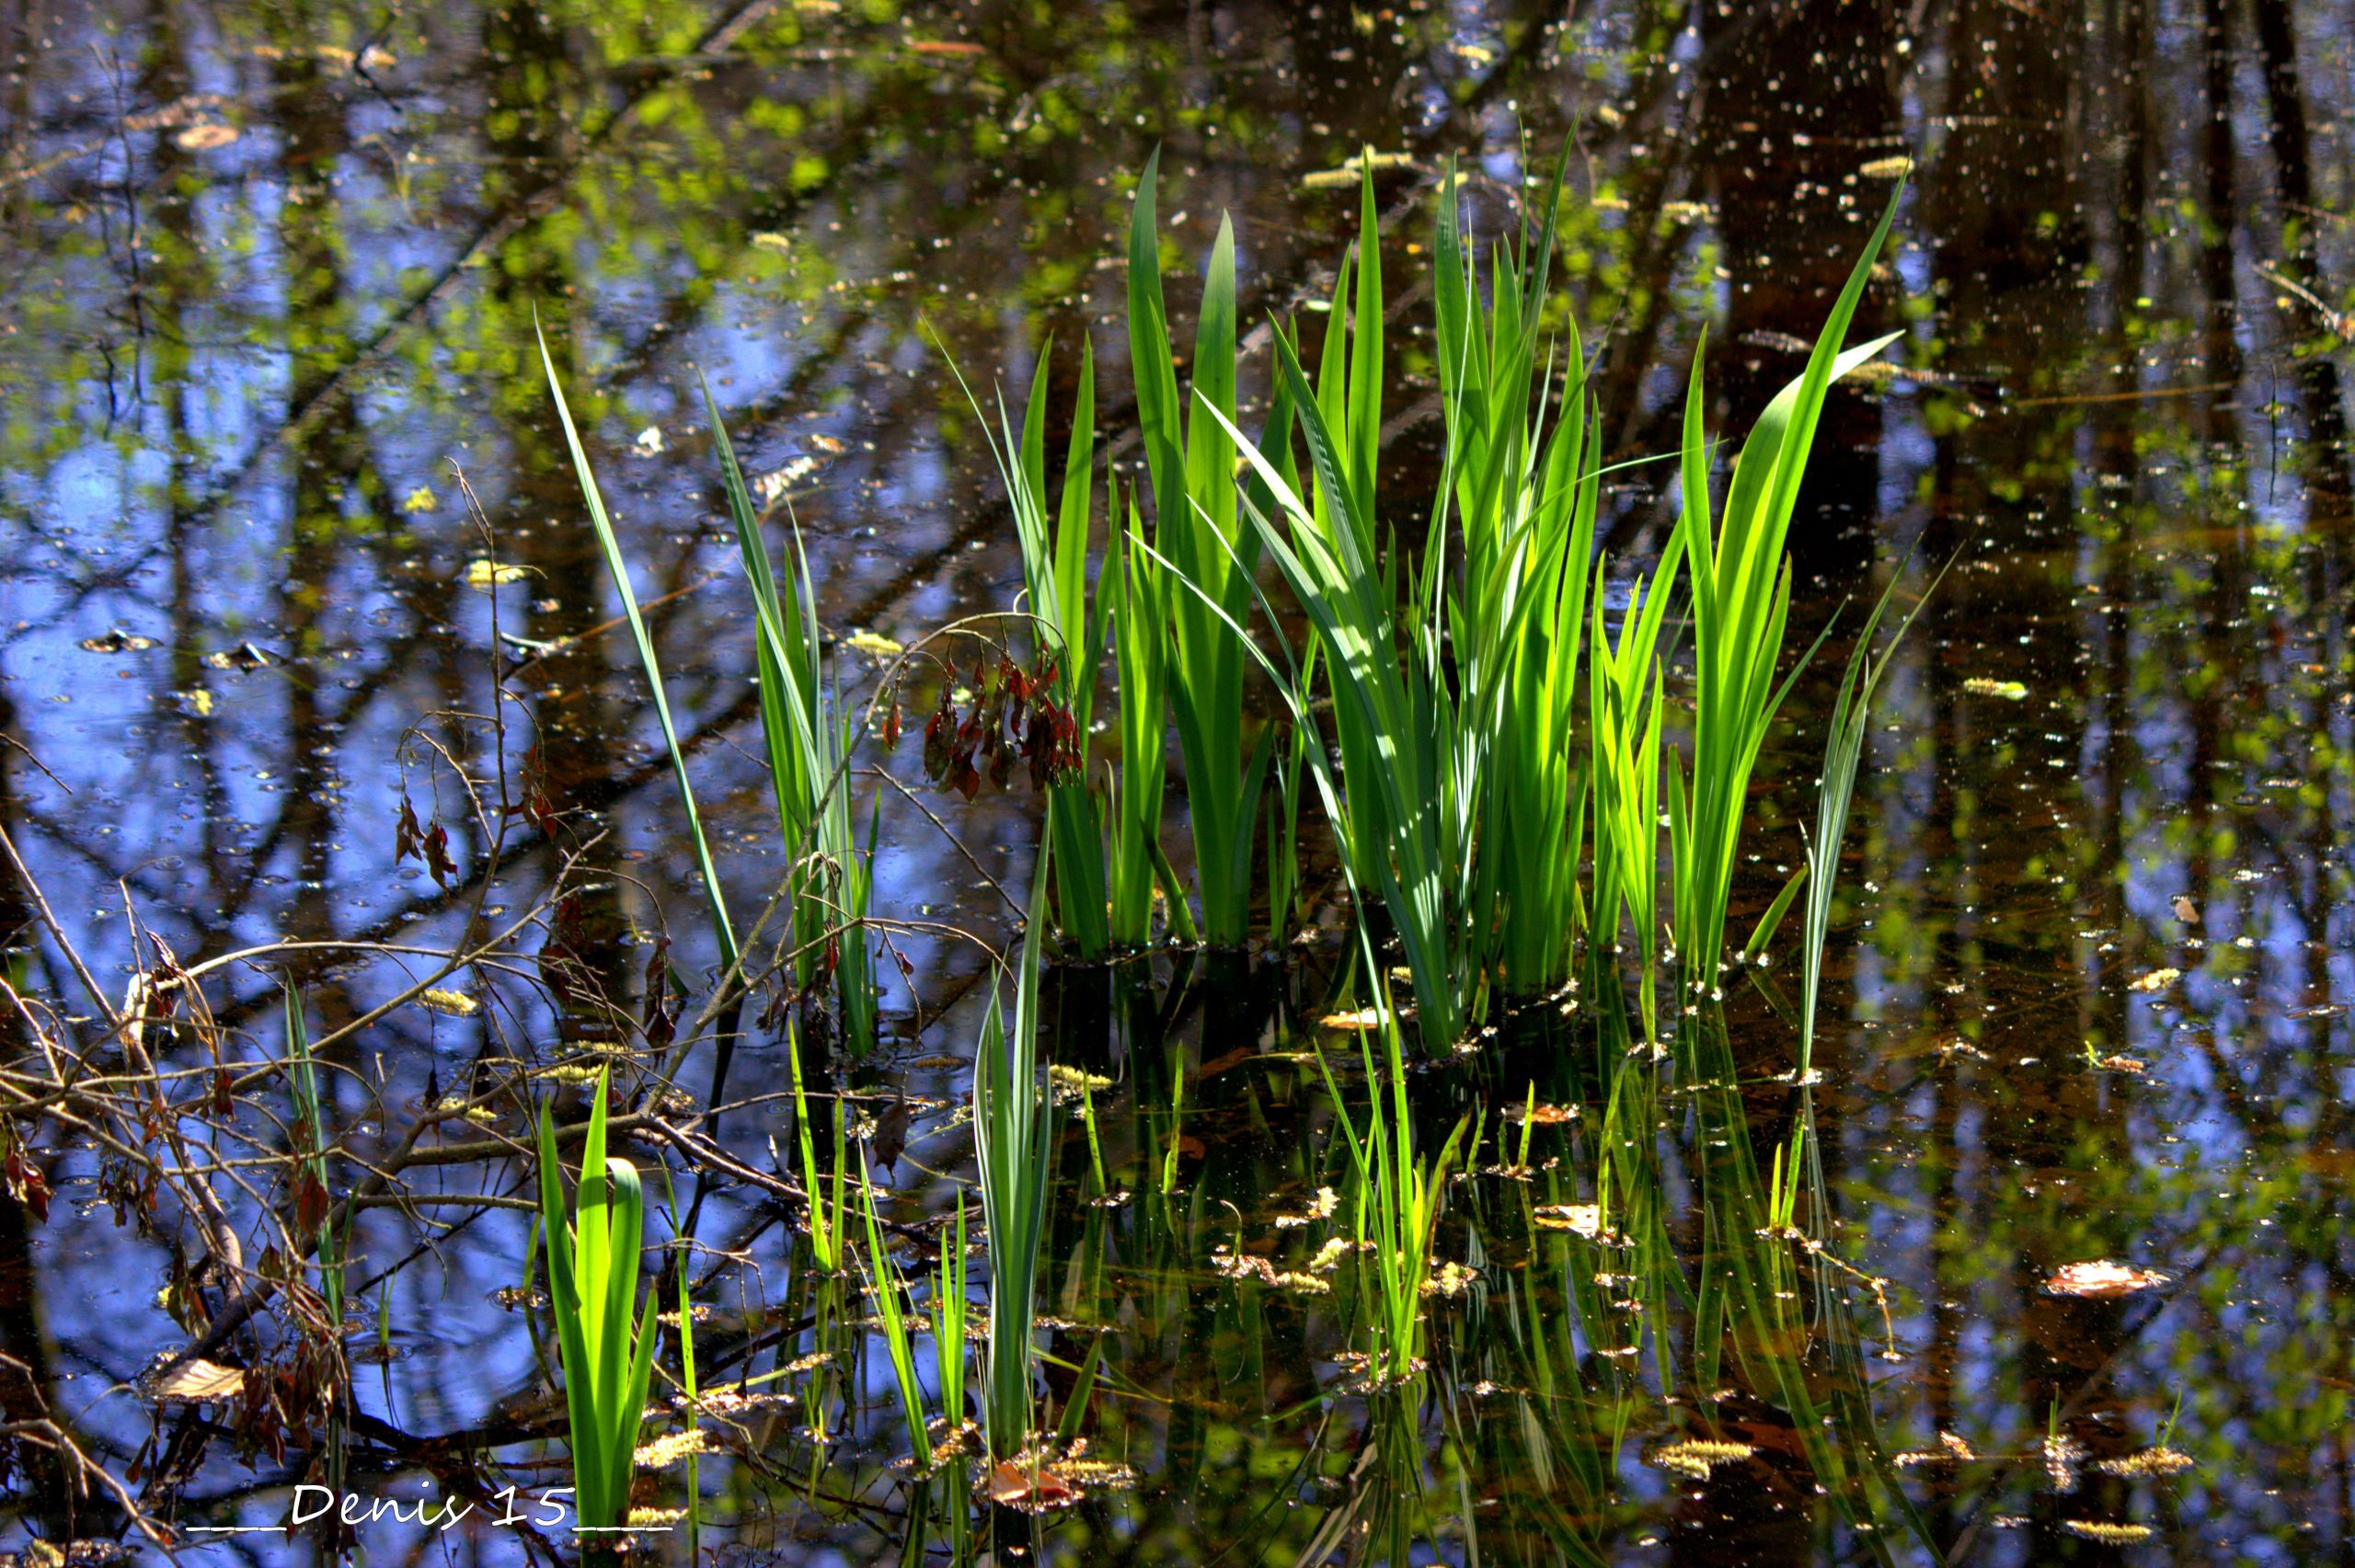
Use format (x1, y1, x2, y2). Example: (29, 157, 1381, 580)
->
(971, 843, 1061, 1459)
(1665, 186, 1905, 1014)
(533, 1066, 661, 1539)
(1127, 149, 1271, 947)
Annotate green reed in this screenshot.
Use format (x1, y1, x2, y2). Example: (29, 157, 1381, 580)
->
(1795, 558, 1940, 1077)
(1127, 149, 1270, 946)
(533, 1066, 661, 1539)
(539, 324, 740, 991)
(705, 375, 879, 1053)
(1665, 185, 1905, 1013)
(786, 1020, 848, 1272)
(857, 1163, 930, 1455)
(541, 326, 879, 1059)
(971, 843, 1060, 1459)
(1310, 995, 1470, 1387)
(950, 338, 1123, 958)
(933, 1191, 969, 1436)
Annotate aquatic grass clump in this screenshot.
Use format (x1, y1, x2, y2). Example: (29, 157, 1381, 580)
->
(533, 1066, 661, 1539)
(1127, 149, 1271, 947)
(1665, 187, 1905, 1012)
(971, 847, 1061, 1460)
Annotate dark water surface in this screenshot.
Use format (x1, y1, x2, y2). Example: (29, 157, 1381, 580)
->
(4, 0, 2354, 1562)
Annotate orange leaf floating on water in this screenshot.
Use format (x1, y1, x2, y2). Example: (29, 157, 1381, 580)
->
(2129, 967, 2180, 994)
(988, 1460, 1077, 1510)
(1318, 1008, 1383, 1031)
(2045, 1260, 2170, 1299)
(1505, 1102, 1580, 1125)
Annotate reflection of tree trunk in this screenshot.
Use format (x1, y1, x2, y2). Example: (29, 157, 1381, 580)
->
(0, 683, 74, 1528)
(486, 0, 634, 1048)
(271, 43, 356, 944)
(2196, 0, 2245, 411)
(1693, 0, 1900, 584)
(1931, 0, 2089, 291)
(2248, 0, 2354, 517)
(0, 1195, 75, 1538)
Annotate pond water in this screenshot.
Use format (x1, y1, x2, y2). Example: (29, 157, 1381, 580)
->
(3, 0, 2353, 1563)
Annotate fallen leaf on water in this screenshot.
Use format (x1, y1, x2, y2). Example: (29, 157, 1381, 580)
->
(1962, 677, 2029, 700)
(2171, 894, 2200, 924)
(465, 559, 533, 590)
(1534, 1203, 1604, 1238)
(2097, 1054, 2144, 1074)
(2045, 1260, 2169, 1299)
(152, 1358, 245, 1402)
(987, 1459, 1077, 1509)
(634, 426, 665, 455)
(401, 486, 438, 513)
(844, 629, 904, 658)
(2062, 1521, 2154, 1544)
(1318, 1008, 1383, 1031)
(175, 123, 239, 152)
(80, 627, 156, 653)
(1504, 1101, 1580, 1125)
(1858, 154, 1914, 179)
(2129, 967, 2180, 993)
(908, 39, 986, 57)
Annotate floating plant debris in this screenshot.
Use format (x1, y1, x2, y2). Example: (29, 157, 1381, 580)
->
(464, 559, 533, 590)
(1892, 1431, 1979, 1467)
(633, 1428, 716, 1470)
(78, 627, 155, 653)
(147, 1358, 246, 1403)
(2045, 1261, 2171, 1298)
(1651, 1439, 1756, 1479)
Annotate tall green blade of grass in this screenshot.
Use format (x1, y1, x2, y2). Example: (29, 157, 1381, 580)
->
(972, 840, 1060, 1459)
(1670, 183, 1905, 1002)
(952, 342, 1115, 957)
(858, 1164, 930, 1455)
(1586, 542, 1683, 1044)
(1430, 149, 1601, 995)
(1129, 150, 1265, 945)
(1109, 483, 1173, 945)
(702, 374, 879, 1053)
(539, 324, 740, 983)
(1202, 345, 1456, 1048)
(1796, 557, 1941, 1076)
(535, 1066, 661, 1537)
(933, 1191, 968, 1438)
(787, 1020, 846, 1271)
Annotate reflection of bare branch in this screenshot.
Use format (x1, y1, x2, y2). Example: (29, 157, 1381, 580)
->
(0, 1416, 177, 1547)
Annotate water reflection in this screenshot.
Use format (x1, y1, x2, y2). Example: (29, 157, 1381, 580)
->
(2, 0, 2352, 1562)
